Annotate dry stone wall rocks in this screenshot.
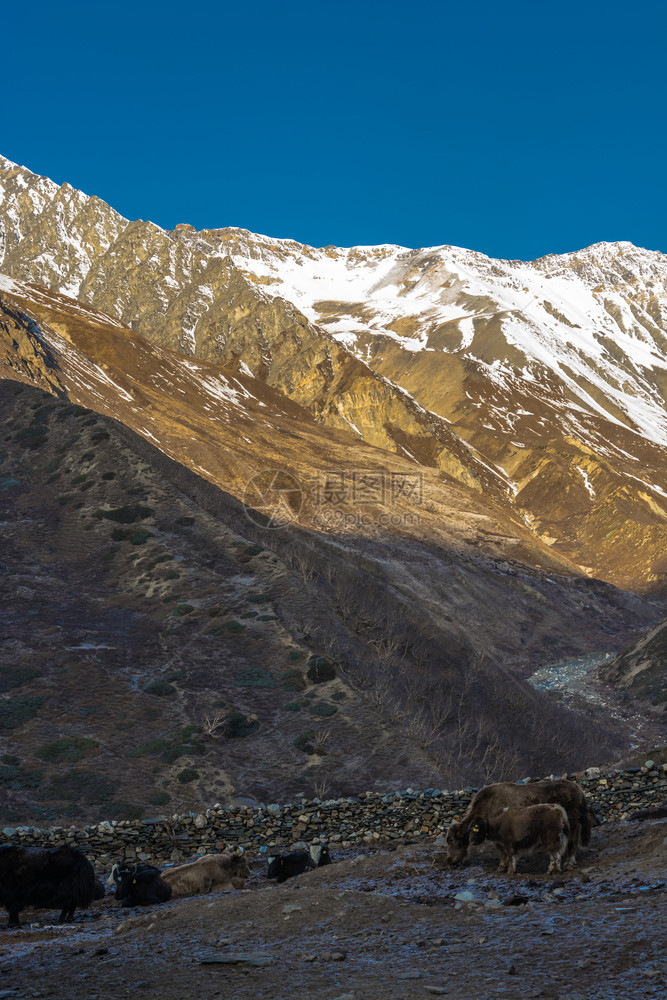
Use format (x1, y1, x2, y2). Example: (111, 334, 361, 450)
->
(1, 762, 664, 867)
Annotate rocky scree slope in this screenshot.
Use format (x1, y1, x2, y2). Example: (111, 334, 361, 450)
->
(601, 618, 667, 707)
(1, 155, 666, 589)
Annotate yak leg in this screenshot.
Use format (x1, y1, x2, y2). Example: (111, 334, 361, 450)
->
(7, 909, 21, 928)
(546, 852, 561, 874)
(58, 904, 76, 922)
(494, 843, 509, 872)
(546, 830, 566, 873)
(564, 825, 580, 870)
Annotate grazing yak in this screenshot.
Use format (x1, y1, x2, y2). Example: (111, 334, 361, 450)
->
(267, 844, 333, 883)
(446, 779, 590, 871)
(162, 852, 250, 897)
(0, 845, 95, 927)
(107, 863, 172, 908)
(470, 803, 570, 875)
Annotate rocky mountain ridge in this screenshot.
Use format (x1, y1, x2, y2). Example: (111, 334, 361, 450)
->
(1, 154, 665, 590)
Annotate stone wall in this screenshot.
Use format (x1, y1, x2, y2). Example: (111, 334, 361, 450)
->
(2, 761, 665, 869)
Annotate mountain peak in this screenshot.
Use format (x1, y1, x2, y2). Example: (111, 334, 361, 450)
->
(1, 157, 666, 590)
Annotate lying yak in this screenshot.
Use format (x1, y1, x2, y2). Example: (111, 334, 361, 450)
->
(163, 851, 249, 897)
(446, 778, 590, 871)
(469, 803, 570, 875)
(267, 844, 332, 883)
(0, 845, 96, 927)
(107, 863, 172, 907)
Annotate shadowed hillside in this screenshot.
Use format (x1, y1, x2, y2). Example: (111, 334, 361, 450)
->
(0, 380, 662, 824)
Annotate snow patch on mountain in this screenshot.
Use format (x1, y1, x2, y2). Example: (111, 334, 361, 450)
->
(222, 232, 667, 447)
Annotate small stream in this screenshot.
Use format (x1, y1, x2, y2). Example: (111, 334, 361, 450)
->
(528, 651, 616, 699)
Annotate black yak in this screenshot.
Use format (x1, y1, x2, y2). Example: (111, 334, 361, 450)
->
(108, 863, 172, 907)
(267, 844, 333, 882)
(0, 845, 95, 927)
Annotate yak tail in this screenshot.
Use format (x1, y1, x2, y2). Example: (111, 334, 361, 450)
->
(73, 854, 96, 908)
(579, 797, 592, 847)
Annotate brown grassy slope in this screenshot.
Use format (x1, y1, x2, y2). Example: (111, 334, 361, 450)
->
(0, 379, 662, 827)
(355, 334, 667, 592)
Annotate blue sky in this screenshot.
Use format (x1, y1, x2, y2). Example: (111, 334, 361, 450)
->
(3, 1, 666, 259)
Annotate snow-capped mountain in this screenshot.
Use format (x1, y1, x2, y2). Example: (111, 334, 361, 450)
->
(221, 231, 667, 448)
(1, 154, 666, 590)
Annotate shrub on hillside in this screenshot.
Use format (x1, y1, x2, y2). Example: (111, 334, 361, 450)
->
(0, 695, 45, 730)
(234, 667, 277, 688)
(224, 712, 259, 738)
(280, 668, 306, 691)
(129, 529, 153, 544)
(310, 702, 338, 718)
(149, 790, 171, 807)
(171, 604, 194, 616)
(0, 666, 41, 693)
(0, 764, 43, 789)
(224, 620, 246, 633)
(177, 768, 200, 784)
(142, 679, 177, 697)
(14, 425, 47, 449)
(307, 656, 336, 684)
(93, 505, 154, 524)
(36, 737, 99, 764)
(293, 731, 316, 754)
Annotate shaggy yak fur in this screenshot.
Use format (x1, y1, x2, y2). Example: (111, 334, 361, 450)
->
(109, 863, 172, 908)
(469, 803, 570, 874)
(162, 852, 250, 897)
(267, 844, 333, 883)
(0, 845, 96, 927)
(446, 779, 591, 871)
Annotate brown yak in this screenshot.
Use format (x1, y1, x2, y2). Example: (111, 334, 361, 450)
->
(470, 803, 570, 875)
(162, 852, 249, 897)
(445, 778, 590, 871)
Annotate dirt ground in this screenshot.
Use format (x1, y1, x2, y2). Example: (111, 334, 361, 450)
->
(0, 817, 664, 1000)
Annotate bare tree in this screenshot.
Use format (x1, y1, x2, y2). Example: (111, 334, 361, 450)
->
(201, 711, 226, 738)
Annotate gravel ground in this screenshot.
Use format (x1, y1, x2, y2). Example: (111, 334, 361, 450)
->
(0, 818, 664, 1000)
